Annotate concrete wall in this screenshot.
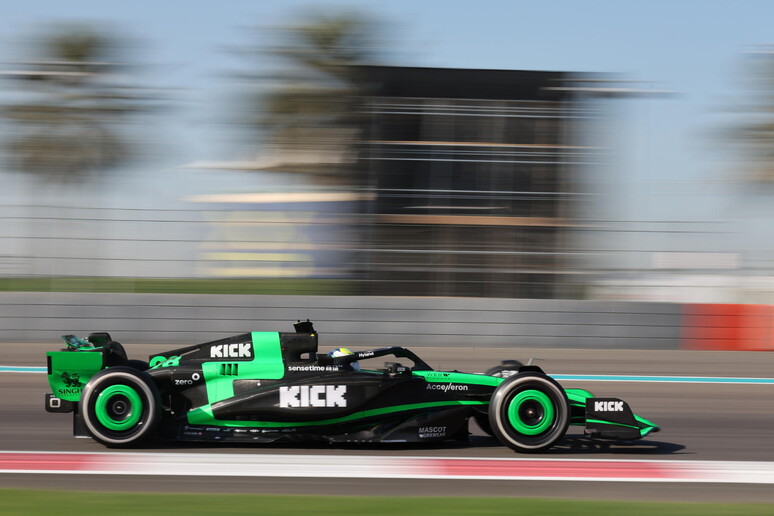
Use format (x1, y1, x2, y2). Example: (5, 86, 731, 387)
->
(0, 292, 683, 349)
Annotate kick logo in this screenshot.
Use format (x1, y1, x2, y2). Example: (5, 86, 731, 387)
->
(210, 342, 252, 359)
(594, 400, 624, 412)
(279, 385, 347, 408)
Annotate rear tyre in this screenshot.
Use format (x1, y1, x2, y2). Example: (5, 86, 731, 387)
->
(126, 359, 150, 371)
(79, 367, 160, 447)
(488, 372, 569, 453)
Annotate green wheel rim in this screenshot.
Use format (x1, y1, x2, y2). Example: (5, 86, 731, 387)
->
(95, 384, 143, 431)
(507, 389, 555, 435)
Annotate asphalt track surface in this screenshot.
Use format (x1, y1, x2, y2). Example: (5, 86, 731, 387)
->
(2, 343, 774, 503)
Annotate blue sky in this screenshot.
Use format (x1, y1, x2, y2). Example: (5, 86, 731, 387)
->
(2, 0, 773, 228)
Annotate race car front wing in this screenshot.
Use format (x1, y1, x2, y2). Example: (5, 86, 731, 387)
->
(584, 397, 659, 440)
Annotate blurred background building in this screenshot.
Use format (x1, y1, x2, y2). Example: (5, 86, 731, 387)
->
(360, 66, 592, 298)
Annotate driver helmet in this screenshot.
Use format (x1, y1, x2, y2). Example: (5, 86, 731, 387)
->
(328, 347, 359, 370)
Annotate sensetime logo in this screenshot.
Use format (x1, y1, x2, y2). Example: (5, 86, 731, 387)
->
(279, 385, 347, 408)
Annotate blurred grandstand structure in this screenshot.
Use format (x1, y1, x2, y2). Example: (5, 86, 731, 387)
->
(183, 65, 604, 298)
(359, 66, 593, 298)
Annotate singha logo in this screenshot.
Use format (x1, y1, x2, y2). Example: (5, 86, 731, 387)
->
(61, 372, 81, 388)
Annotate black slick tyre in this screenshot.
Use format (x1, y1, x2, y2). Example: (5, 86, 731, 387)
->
(476, 361, 524, 436)
(488, 372, 569, 453)
(79, 366, 160, 447)
(126, 359, 150, 371)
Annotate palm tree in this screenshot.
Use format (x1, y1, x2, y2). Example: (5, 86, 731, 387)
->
(2, 23, 151, 181)
(237, 12, 379, 185)
(726, 47, 774, 185)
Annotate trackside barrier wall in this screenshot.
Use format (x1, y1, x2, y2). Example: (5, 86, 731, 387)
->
(3, 293, 772, 350)
(0, 292, 684, 348)
(682, 303, 774, 351)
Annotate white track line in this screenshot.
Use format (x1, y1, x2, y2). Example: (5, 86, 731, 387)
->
(1, 451, 774, 484)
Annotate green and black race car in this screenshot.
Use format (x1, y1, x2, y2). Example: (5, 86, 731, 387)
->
(45, 321, 659, 452)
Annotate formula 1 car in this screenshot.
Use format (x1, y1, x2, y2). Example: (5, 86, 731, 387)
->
(45, 321, 659, 452)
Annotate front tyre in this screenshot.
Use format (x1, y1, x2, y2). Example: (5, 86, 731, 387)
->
(475, 360, 525, 436)
(488, 372, 569, 453)
(79, 367, 160, 447)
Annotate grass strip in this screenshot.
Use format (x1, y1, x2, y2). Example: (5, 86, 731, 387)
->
(1, 490, 774, 516)
(0, 277, 359, 295)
